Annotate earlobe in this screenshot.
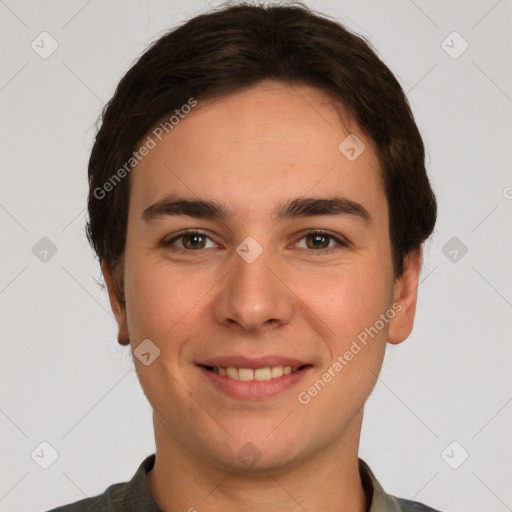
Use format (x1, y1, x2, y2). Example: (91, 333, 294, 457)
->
(101, 259, 130, 346)
(387, 247, 423, 345)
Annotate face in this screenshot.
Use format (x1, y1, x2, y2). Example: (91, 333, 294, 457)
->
(104, 80, 421, 473)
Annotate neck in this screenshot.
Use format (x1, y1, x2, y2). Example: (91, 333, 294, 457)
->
(146, 412, 369, 512)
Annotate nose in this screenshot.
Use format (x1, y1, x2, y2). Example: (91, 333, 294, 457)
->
(212, 238, 294, 333)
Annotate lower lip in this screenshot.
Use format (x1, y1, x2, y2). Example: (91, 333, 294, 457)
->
(198, 366, 312, 400)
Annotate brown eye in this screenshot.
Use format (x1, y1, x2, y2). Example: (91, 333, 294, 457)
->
(162, 229, 347, 254)
(163, 230, 216, 251)
(306, 233, 330, 249)
(295, 231, 347, 252)
(181, 233, 207, 250)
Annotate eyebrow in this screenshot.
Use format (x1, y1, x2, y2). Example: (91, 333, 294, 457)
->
(141, 194, 371, 224)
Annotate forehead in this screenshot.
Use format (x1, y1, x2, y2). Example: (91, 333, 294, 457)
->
(128, 81, 386, 224)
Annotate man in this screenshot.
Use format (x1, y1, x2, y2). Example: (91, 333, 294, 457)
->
(49, 2, 440, 511)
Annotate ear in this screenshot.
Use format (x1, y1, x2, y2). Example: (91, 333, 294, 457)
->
(101, 259, 130, 346)
(387, 247, 423, 345)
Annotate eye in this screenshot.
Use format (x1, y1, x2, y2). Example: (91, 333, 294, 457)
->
(162, 229, 347, 254)
(294, 230, 347, 252)
(162, 230, 218, 252)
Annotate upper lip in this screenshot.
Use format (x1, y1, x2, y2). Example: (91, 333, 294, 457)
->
(197, 355, 311, 369)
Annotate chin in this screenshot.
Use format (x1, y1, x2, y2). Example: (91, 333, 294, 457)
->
(200, 428, 313, 474)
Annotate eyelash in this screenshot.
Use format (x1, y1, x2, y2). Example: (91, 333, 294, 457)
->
(162, 229, 348, 254)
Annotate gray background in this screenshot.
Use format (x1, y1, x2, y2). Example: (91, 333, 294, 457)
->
(1, 0, 511, 511)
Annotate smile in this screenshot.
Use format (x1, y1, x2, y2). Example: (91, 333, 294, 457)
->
(203, 365, 303, 381)
(197, 358, 313, 400)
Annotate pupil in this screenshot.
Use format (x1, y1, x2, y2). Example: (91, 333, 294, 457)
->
(186, 235, 203, 248)
(311, 235, 326, 248)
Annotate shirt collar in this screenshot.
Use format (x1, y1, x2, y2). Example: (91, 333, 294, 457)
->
(359, 458, 405, 511)
(126, 454, 408, 512)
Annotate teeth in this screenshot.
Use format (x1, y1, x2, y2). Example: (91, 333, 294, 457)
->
(255, 368, 271, 381)
(271, 366, 283, 378)
(239, 368, 254, 381)
(226, 367, 239, 380)
(211, 365, 300, 381)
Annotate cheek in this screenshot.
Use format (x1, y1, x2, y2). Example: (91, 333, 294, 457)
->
(297, 261, 392, 345)
(124, 241, 394, 352)
(124, 255, 209, 343)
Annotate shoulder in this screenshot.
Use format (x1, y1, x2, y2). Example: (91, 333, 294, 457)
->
(358, 458, 443, 512)
(394, 496, 443, 512)
(42, 454, 158, 512)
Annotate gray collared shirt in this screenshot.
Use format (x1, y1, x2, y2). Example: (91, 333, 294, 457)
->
(46, 454, 442, 511)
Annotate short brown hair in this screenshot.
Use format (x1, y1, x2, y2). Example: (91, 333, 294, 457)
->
(86, 1, 437, 288)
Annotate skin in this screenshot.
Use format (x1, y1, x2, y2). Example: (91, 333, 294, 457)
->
(102, 80, 422, 512)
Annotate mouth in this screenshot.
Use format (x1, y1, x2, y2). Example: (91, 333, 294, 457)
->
(201, 364, 310, 381)
(196, 357, 313, 400)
